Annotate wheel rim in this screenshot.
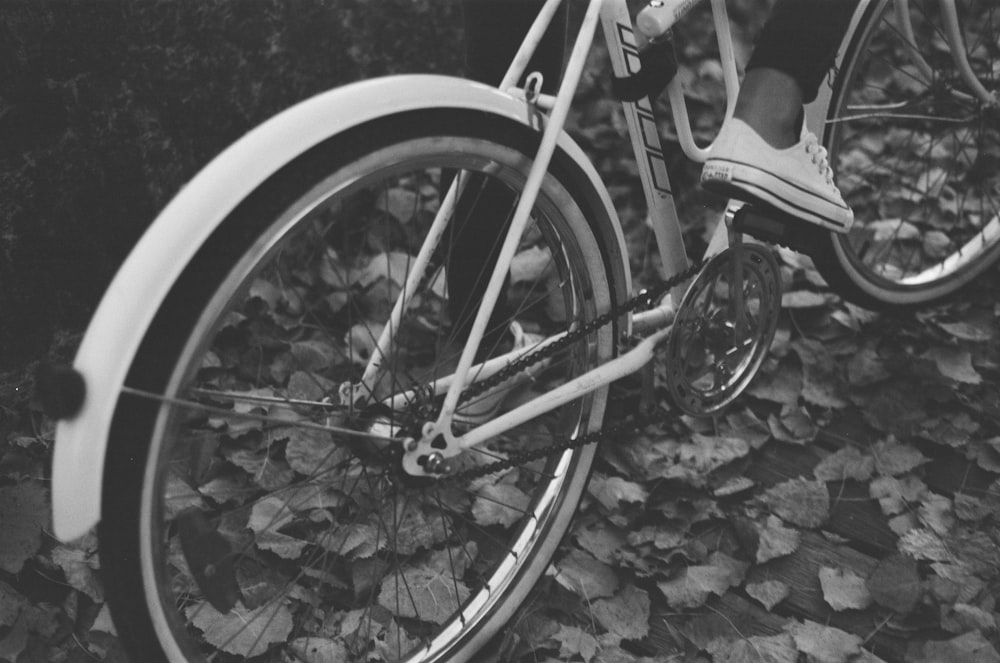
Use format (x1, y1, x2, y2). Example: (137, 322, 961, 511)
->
(134, 134, 612, 662)
(829, 0, 1000, 297)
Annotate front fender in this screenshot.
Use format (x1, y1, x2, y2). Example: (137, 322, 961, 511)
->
(52, 74, 628, 542)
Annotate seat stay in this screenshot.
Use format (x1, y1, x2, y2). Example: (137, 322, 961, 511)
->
(430, 0, 604, 433)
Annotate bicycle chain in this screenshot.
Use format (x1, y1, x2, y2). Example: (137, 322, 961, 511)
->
(438, 257, 708, 483)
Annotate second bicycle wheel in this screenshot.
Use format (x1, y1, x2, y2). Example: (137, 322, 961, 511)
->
(97, 109, 624, 663)
(817, 0, 1000, 308)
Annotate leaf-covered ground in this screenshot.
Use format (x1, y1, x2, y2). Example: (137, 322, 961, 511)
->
(1, 3, 999, 663)
(486, 256, 999, 663)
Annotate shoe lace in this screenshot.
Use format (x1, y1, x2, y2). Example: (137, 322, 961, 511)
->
(803, 133, 835, 187)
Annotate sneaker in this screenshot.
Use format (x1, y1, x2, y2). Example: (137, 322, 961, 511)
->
(453, 320, 550, 426)
(701, 118, 854, 233)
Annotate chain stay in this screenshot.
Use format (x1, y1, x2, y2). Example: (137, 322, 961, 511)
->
(443, 258, 707, 481)
(457, 258, 706, 406)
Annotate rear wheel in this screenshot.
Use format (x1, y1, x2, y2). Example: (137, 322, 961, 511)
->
(817, 0, 1000, 308)
(98, 109, 623, 663)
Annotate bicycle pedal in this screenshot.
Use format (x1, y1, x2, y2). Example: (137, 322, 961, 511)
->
(732, 204, 824, 255)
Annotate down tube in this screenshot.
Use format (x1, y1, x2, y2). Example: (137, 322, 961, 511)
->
(599, 2, 689, 292)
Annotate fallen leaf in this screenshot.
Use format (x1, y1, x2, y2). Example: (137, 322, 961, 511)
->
(472, 483, 530, 528)
(954, 490, 1000, 522)
(659, 435, 751, 484)
(510, 245, 554, 283)
(198, 475, 252, 505)
(554, 549, 619, 600)
(290, 339, 337, 372)
(745, 579, 790, 610)
(794, 340, 849, 409)
(869, 475, 926, 516)
(767, 406, 818, 445)
(89, 603, 117, 636)
(951, 529, 1000, 576)
(287, 370, 337, 402)
(374, 619, 424, 662)
(930, 563, 983, 601)
(351, 251, 416, 288)
(0, 611, 29, 663)
(898, 527, 952, 562)
(918, 493, 954, 536)
(888, 512, 918, 536)
(760, 478, 830, 528)
(747, 358, 802, 406)
(872, 437, 927, 477)
(785, 619, 862, 663)
(587, 475, 648, 511)
(724, 409, 771, 449)
(284, 427, 346, 476)
(682, 613, 743, 650)
(936, 319, 995, 343)
(657, 552, 748, 609)
(910, 631, 1000, 663)
(869, 218, 919, 242)
(374, 499, 447, 556)
(289, 637, 350, 663)
(378, 545, 475, 623)
(968, 436, 1000, 472)
(377, 186, 420, 223)
(819, 566, 872, 611)
(714, 476, 756, 497)
(224, 448, 295, 491)
(0, 482, 47, 573)
(752, 515, 801, 563)
(574, 521, 628, 565)
(592, 584, 650, 642)
(923, 346, 982, 384)
(846, 345, 889, 385)
(707, 633, 798, 663)
(814, 446, 874, 482)
(249, 495, 295, 535)
(555, 625, 599, 663)
(867, 554, 922, 613)
(628, 525, 686, 550)
(942, 603, 997, 634)
(259, 531, 309, 559)
(861, 382, 928, 437)
(51, 544, 103, 602)
(188, 601, 294, 658)
(0, 582, 27, 628)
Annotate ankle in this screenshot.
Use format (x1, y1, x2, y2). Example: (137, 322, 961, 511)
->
(732, 68, 803, 149)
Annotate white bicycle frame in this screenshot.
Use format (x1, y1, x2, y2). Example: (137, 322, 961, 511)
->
(57, 0, 993, 538)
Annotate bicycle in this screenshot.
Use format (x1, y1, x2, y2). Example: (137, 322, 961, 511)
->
(44, 0, 998, 661)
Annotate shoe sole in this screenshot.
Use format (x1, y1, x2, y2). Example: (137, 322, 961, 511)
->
(702, 159, 853, 234)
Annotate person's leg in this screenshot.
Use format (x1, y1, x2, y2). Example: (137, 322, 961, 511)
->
(447, 0, 566, 352)
(701, 0, 860, 231)
(737, 0, 860, 148)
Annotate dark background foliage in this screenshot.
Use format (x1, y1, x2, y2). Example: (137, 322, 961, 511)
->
(0, 0, 464, 368)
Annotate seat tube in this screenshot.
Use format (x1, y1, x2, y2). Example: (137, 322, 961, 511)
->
(599, 0, 689, 298)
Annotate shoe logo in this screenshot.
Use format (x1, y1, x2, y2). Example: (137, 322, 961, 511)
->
(702, 167, 731, 182)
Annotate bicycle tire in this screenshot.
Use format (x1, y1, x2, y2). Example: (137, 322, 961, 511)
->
(97, 108, 624, 663)
(814, 0, 1000, 309)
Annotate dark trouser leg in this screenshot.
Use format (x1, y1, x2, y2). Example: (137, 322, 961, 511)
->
(747, 0, 861, 104)
(447, 0, 566, 352)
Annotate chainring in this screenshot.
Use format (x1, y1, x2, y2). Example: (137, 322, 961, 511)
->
(663, 243, 781, 416)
